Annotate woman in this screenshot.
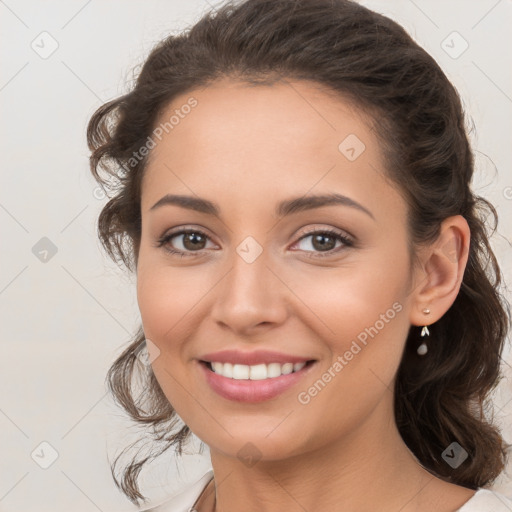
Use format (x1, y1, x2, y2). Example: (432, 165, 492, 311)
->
(87, 0, 512, 510)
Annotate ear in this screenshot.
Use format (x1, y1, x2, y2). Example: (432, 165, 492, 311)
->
(409, 215, 471, 327)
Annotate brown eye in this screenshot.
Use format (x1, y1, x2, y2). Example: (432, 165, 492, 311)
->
(311, 233, 337, 251)
(181, 232, 207, 250)
(156, 229, 215, 257)
(293, 228, 354, 258)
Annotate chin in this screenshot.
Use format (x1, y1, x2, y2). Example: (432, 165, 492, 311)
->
(193, 419, 315, 462)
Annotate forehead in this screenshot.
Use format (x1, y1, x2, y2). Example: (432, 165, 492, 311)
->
(141, 78, 402, 221)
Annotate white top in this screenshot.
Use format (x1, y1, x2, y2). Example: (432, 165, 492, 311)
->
(141, 469, 512, 512)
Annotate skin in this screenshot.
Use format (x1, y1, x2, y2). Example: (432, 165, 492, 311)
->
(136, 77, 474, 512)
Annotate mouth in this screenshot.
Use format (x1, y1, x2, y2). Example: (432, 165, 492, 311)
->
(198, 359, 318, 403)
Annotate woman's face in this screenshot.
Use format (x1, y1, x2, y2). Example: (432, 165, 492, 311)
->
(136, 78, 420, 461)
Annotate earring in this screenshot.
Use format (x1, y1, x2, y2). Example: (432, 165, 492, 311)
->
(417, 308, 430, 356)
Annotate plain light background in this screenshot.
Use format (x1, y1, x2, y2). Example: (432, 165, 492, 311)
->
(1, 0, 511, 510)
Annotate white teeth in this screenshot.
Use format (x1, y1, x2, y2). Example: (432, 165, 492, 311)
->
(223, 362, 233, 378)
(232, 364, 250, 379)
(214, 361, 233, 378)
(249, 364, 267, 380)
(294, 362, 306, 372)
(267, 362, 282, 378)
(209, 361, 309, 380)
(211, 362, 223, 374)
(281, 362, 294, 375)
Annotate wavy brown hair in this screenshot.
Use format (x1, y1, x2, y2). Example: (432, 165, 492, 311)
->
(87, 0, 511, 505)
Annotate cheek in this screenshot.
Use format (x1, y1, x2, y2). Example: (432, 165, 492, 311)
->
(287, 265, 410, 441)
(135, 264, 206, 412)
(136, 259, 221, 359)
(278, 251, 411, 416)
(138, 272, 185, 339)
(282, 257, 408, 349)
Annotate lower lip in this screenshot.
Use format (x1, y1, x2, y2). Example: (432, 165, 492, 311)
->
(199, 361, 316, 403)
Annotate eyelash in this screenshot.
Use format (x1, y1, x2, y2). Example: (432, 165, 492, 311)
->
(155, 227, 354, 259)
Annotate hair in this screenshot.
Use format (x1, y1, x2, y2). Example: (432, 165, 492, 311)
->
(87, 0, 511, 506)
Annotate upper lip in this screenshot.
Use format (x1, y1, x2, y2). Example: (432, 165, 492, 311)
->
(199, 349, 314, 366)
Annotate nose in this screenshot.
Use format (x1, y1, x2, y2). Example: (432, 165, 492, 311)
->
(209, 248, 289, 337)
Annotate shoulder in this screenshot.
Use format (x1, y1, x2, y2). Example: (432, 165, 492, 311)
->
(457, 488, 512, 512)
(139, 469, 214, 512)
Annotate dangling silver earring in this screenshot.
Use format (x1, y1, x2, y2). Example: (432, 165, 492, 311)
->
(417, 308, 430, 356)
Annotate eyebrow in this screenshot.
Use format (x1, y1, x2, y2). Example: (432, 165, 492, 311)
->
(149, 192, 374, 220)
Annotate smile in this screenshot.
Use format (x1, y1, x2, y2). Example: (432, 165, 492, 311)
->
(209, 361, 307, 380)
(198, 359, 317, 403)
